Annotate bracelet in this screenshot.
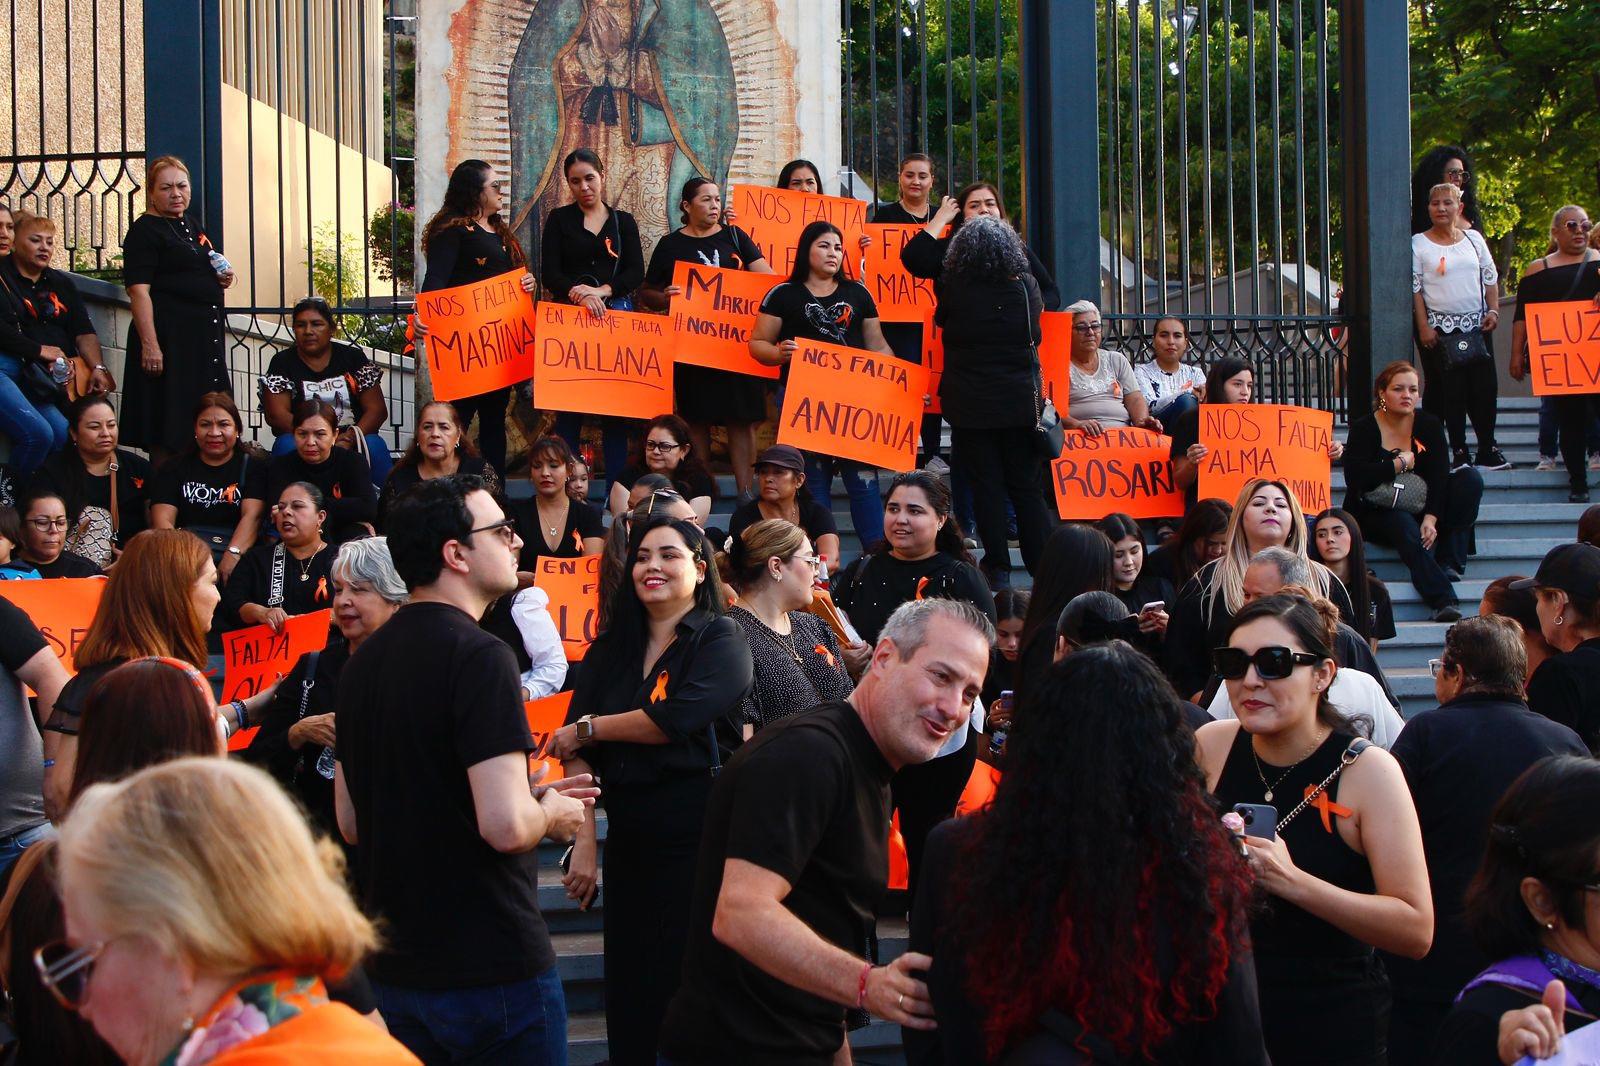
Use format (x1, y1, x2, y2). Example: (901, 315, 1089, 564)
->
(218, 712, 233, 739)
(42, 759, 55, 769)
(231, 699, 249, 730)
(857, 961, 874, 1009)
(92, 364, 108, 372)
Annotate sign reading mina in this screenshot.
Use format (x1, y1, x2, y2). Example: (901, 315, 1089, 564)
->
(531, 302, 675, 420)
(777, 339, 929, 470)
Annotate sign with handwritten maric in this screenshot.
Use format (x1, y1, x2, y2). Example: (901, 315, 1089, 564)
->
(668, 262, 782, 379)
(862, 224, 937, 322)
(415, 270, 538, 401)
(777, 339, 930, 470)
(532, 302, 673, 420)
(1197, 404, 1333, 513)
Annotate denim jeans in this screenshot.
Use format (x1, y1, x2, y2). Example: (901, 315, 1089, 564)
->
(1355, 466, 1483, 608)
(373, 967, 568, 1066)
(1151, 390, 1200, 424)
(1538, 396, 1600, 459)
(0, 821, 53, 882)
(805, 454, 884, 550)
(0, 354, 69, 474)
(554, 413, 632, 495)
(272, 431, 392, 488)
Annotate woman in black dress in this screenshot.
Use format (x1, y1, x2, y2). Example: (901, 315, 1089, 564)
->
(510, 435, 604, 568)
(376, 400, 500, 529)
(637, 177, 774, 500)
(418, 159, 537, 474)
(148, 392, 264, 582)
(244, 400, 375, 543)
(547, 515, 752, 1066)
(30, 395, 150, 570)
(119, 156, 233, 461)
(541, 149, 645, 493)
(1196, 592, 1432, 1066)
(221, 481, 335, 635)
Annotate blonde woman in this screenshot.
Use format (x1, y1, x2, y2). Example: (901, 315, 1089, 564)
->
(1163, 477, 1353, 700)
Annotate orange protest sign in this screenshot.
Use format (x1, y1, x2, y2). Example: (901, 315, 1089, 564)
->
(0, 578, 104, 675)
(921, 311, 944, 414)
(667, 262, 781, 379)
(525, 691, 573, 780)
(777, 339, 930, 471)
(533, 555, 602, 661)
(1527, 300, 1600, 396)
(1039, 311, 1074, 407)
(221, 609, 333, 704)
(729, 185, 869, 275)
(532, 302, 673, 419)
(955, 759, 1001, 817)
(1197, 404, 1333, 513)
(415, 269, 538, 401)
(862, 224, 937, 322)
(1049, 427, 1184, 520)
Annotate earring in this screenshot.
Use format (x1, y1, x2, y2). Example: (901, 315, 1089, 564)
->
(771, 570, 782, 582)
(1378, 399, 1387, 412)
(1556, 616, 1565, 626)
(1546, 922, 1556, 931)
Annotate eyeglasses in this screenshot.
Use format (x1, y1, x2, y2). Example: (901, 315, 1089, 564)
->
(1443, 167, 1468, 180)
(1563, 219, 1594, 234)
(643, 440, 684, 453)
(26, 517, 68, 531)
(792, 554, 821, 572)
(1072, 323, 1104, 335)
(1428, 657, 1453, 678)
(1213, 645, 1324, 681)
(466, 517, 518, 547)
(34, 938, 111, 1011)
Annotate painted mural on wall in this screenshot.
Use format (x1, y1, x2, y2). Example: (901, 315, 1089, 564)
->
(423, 0, 821, 260)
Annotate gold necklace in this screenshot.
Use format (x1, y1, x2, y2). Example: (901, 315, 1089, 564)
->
(1251, 730, 1328, 803)
(295, 544, 324, 582)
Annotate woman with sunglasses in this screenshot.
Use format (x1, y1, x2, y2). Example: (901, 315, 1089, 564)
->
(376, 400, 501, 529)
(607, 414, 715, 526)
(547, 516, 751, 1066)
(221, 482, 334, 635)
(1511, 204, 1600, 502)
(1196, 592, 1432, 1066)
(244, 400, 376, 543)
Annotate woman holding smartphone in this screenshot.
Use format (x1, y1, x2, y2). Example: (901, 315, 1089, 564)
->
(1196, 592, 1432, 1066)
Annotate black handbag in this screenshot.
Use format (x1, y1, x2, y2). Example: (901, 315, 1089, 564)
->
(1018, 279, 1063, 459)
(1437, 234, 1493, 368)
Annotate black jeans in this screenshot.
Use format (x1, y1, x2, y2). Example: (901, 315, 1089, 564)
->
(1354, 466, 1484, 608)
(949, 424, 1054, 575)
(1556, 394, 1600, 491)
(451, 386, 509, 474)
(1436, 341, 1499, 455)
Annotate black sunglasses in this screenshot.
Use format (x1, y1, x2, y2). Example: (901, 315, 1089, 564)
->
(1213, 645, 1323, 681)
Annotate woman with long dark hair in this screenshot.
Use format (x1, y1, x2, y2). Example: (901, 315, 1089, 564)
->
(899, 181, 1060, 309)
(546, 515, 751, 1065)
(1411, 144, 1483, 235)
(908, 643, 1265, 1064)
(376, 400, 500, 528)
(638, 177, 774, 500)
(607, 413, 717, 526)
(751, 219, 895, 548)
(148, 392, 264, 581)
(244, 399, 376, 542)
(30, 395, 151, 569)
(1310, 507, 1395, 649)
(511, 434, 604, 566)
(776, 158, 823, 193)
(418, 158, 536, 474)
(1146, 497, 1233, 590)
(1197, 593, 1432, 1065)
(222, 481, 335, 634)
(1011, 523, 1115, 708)
(542, 149, 645, 492)
(1096, 510, 1175, 624)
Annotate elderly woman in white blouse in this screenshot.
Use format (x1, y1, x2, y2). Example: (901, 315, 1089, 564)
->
(1061, 299, 1164, 437)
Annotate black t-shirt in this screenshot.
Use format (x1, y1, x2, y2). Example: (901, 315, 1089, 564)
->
(1525, 638, 1600, 755)
(27, 552, 101, 579)
(244, 449, 376, 541)
(335, 602, 554, 988)
(757, 280, 880, 383)
(645, 225, 764, 284)
(421, 220, 517, 291)
(1367, 574, 1397, 643)
(242, 641, 350, 842)
(615, 461, 717, 504)
(32, 449, 153, 550)
(1387, 695, 1588, 1002)
(219, 541, 335, 632)
(260, 344, 384, 429)
(509, 495, 605, 567)
(1435, 977, 1600, 1066)
(376, 455, 501, 530)
(0, 260, 96, 351)
(832, 551, 996, 645)
(1512, 253, 1600, 321)
(658, 701, 896, 1064)
(149, 450, 250, 530)
(725, 498, 839, 551)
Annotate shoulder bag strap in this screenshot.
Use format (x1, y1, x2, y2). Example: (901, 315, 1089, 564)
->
(107, 456, 121, 539)
(1275, 738, 1370, 833)
(296, 650, 321, 719)
(268, 542, 286, 608)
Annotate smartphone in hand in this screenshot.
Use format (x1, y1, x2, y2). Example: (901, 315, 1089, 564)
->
(1232, 803, 1277, 840)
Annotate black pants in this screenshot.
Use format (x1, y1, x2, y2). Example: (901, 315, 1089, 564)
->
(1436, 342, 1499, 455)
(891, 728, 978, 901)
(1353, 466, 1483, 608)
(949, 424, 1054, 575)
(1556, 394, 1600, 492)
(451, 386, 509, 474)
(918, 413, 945, 463)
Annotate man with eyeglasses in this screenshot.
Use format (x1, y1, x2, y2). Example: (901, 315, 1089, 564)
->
(334, 474, 597, 1063)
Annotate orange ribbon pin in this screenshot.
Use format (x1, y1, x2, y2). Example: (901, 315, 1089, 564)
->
(572, 528, 583, 551)
(914, 576, 929, 600)
(815, 643, 835, 668)
(1306, 783, 1353, 833)
(650, 670, 669, 703)
(315, 576, 330, 602)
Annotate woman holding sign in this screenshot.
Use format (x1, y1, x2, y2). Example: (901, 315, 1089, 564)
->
(899, 182, 1061, 310)
(541, 149, 645, 492)
(1344, 362, 1482, 623)
(222, 481, 335, 635)
(419, 159, 536, 475)
(638, 177, 773, 500)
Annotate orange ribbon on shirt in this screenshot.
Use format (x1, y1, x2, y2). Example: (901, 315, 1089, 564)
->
(1307, 783, 1354, 833)
(572, 527, 583, 551)
(914, 576, 929, 600)
(814, 643, 835, 668)
(314, 576, 330, 603)
(650, 670, 670, 703)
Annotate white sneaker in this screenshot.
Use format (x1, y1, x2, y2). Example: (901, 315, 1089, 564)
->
(925, 456, 950, 477)
(1536, 456, 1558, 471)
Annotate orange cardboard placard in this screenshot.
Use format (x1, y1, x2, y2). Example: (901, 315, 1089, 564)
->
(728, 185, 869, 275)
(0, 577, 104, 675)
(1049, 427, 1184, 520)
(415, 269, 538, 401)
(524, 690, 574, 780)
(667, 262, 781, 379)
(777, 339, 930, 471)
(920, 311, 944, 414)
(220, 609, 333, 705)
(532, 302, 674, 419)
(533, 555, 602, 661)
(1039, 311, 1074, 407)
(955, 760, 1001, 817)
(1527, 300, 1600, 396)
(862, 224, 938, 322)
(1197, 404, 1333, 514)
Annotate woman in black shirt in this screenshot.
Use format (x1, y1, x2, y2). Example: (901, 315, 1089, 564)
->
(12, 487, 99, 577)
(245, 400, 375, 542)
(542, 150, 645, 493)
(1310, 507, 1396, 649)
(638, 177, 774, 501)
(510, 435, 604, 568)
(1095, 511, 1174, 633)
(751, 221, 894, 552)
(607, 413, 717, 526)
(725, 443, 840, 569)
(418, 159, 536, 474)
(376, 400, 500, 528)
(1519, 543, 1600, 754)
(148, 391, 263, 581)
(549, 515, 752, 1066)
(871, 153, 944, 468)
(222, 481, 335, 635)
(899, 181, 1061, 309)
(30, 395, 150, 570)
(260, 296, 391, 487)
(117, 157, 231, 460)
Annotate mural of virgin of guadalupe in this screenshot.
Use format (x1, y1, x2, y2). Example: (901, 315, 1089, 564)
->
(508, 0, 740, 258)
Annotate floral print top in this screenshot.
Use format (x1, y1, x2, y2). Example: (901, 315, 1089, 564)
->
(161, 972, 328, 1066)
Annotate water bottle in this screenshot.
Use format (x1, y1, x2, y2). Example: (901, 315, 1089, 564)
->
(815, 555, 830, 589)
(49, 357, 71, 384)
(988, 690, 1013, 758)
(207, 249, 232, 275)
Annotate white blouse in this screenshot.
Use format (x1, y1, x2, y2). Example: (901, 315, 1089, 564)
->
(1411, 230, 1497, 331)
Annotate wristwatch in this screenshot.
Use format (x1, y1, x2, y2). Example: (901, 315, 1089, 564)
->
(574, 715, 598, 744)
(225, 546, 243, 557)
